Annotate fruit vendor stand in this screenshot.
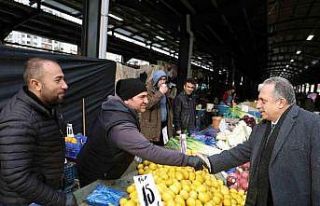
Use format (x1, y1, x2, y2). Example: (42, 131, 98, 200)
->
(73, 160, 246, 206)
(71, 102, 260, 205)
(72, 134, 246, 205)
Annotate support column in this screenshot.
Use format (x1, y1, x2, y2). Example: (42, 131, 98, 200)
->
(177, 15, 194, 92)
(99, 0, 109, 58)
(81, 0, 109, 58)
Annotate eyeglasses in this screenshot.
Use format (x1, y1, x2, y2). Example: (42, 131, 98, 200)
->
(257, 97, 284, 104)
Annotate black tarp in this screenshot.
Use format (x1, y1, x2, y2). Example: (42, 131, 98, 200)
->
(0, 46, 116, 134)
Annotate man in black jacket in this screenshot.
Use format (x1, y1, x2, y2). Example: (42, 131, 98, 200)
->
(0, 58, 75, 205)
(77, 78, 207, 187)
(173, 78, 197, 134)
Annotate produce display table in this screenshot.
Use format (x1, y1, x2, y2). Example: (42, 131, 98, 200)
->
(73, 160, 227, 205)
(74, 179, 132, 205)
(73, 161, 138, 205)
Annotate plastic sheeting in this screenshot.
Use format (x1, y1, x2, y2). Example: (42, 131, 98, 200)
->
(0, 46, 116, 134)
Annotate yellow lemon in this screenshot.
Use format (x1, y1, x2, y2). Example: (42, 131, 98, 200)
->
(169, 184, 180, 195)
(162, 192, 173, 202)
(182, 184, 191, 192)
(189, 172, 196, 180)
(204, 201, 214, 206)
(195, 199, 203, 206)
(163, 177, 171, 184)
(182, 170, 189, 179)
(205, 179, 212, 186)
(126, 184, 135, 193)
(196, 185, 207, 193)
(138, 168, 144, 175)
(220, 186, 229, 195)
(189, 191, 198, 199)
(176, 171, 184, 180)
(119, 197, 128, 205)
(129, 191, 137, 200)
(198, 192, 210, 203)
(229, 188, 237, 193)
(223, 198, 231, 206)
(126, 199, 136, 206)
(186, 197, 196, 206)
(180, 189, 190, 200)
(149, 163, 157, 170)
(143, 160, 150, 166)
(175, 195, 185, 205)
(212, 196, 221, 205)
(166, 199, 176, 206)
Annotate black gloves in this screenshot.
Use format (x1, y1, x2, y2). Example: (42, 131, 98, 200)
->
(186, 155, 211, 171)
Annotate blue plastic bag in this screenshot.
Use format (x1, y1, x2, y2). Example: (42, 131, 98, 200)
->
(86, 184, 125, 206)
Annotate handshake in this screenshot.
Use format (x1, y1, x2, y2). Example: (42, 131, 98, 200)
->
(186, 154, 212, 173)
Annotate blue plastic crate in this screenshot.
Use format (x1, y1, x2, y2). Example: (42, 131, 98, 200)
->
(65, 142, 81, 159)
(65, 134, 87, 159)
(64, 162, 78, 186)
(216, 104, 230, 116)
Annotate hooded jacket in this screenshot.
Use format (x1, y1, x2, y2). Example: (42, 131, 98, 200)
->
(77, 96, 187, 186)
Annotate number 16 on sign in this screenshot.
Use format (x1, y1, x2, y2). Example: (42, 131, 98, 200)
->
(133, 174, 163, 206)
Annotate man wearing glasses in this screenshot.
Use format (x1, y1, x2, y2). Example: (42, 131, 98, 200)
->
(203, 77, 320, 206)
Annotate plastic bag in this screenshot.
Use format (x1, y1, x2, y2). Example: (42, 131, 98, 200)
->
(86, 184, 125, 206)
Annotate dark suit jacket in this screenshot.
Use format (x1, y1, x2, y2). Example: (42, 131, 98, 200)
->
(209, 105, 320, 206)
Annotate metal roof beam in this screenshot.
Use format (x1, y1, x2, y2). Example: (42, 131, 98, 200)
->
(0, 10, 40, 40)
(179, 0, 196, 15)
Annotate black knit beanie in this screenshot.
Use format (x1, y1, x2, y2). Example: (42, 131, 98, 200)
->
(116, 78, 147, 100)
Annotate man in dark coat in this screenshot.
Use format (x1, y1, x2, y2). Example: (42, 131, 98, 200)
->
(77, 78, 207, 187)
(0, 58, 75, 205)
(206, 77, 320, 205)
(173, 78, 197, 134)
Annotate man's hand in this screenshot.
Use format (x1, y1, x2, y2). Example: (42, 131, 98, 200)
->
(159, 83, 168, 94)
(186, 155, 211, 172)
(196, 153, 211, 173)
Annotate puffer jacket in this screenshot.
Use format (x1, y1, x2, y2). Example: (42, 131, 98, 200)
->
(173, 91, 196, 132)
(0, 88, 66, 206)
(140, 83, 173, 142)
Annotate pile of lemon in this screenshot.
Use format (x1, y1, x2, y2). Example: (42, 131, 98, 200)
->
(65, 136, 77, 144)
(120, 160, 246, 206)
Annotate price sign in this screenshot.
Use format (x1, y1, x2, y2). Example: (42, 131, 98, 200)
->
(133, 174, 163, 206)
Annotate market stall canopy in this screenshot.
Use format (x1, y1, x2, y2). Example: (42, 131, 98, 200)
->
(0, 0, 319, 84)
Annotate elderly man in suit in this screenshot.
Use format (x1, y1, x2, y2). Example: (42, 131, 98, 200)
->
(206, 77, 320, 206)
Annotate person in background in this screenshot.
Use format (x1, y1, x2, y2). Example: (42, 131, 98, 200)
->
(315, 94, 320, 111)
(204, 77, 320, 205)
(0, 58, 75, 205)
(303, 96, 315, 112)
(173, 78, 197, 134)
(140, 70, 174, 146)
(77, 78, 208, 187)
(222, 86, 236, 106)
